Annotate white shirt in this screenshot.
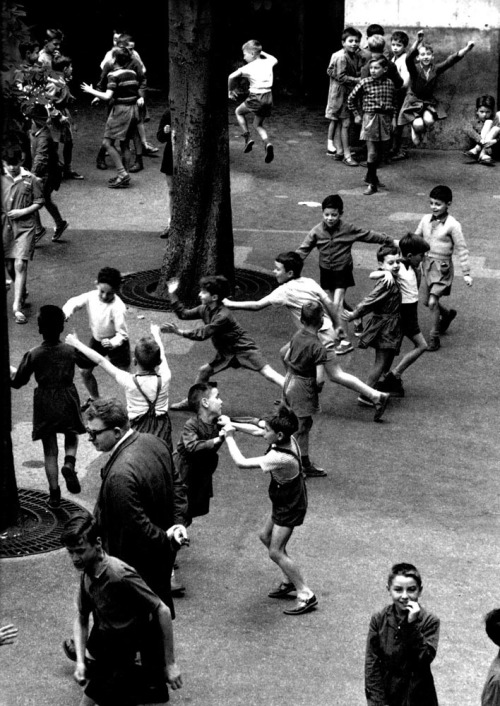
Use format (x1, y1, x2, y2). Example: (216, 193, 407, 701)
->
(63, 290, 128, 347)
(114, 358, 171, 418)
(396, 262, 419, 304)
(234, 53, 277, 93)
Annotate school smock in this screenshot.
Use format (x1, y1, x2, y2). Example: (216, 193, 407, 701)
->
(352, 276, 402, 351)
(325, 48, 362, 119)
(2, 168, 44, 260)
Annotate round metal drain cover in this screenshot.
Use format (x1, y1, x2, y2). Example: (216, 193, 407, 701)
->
(0, 488, 88, 558)
(121, 267, 276, 311)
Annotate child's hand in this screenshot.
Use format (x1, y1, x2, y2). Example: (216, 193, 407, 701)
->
(74, 661, 87, 685)
(228, 90, 238, 100)
(100, 338, 112, 348)
(6, 209, 23, 219)
(464, 274, 473, 287)
(81, 82, 93, 94)
(222, 423, 236, 436)
(405, 600, 421, 623)
(417, 30, 424, 41)
(167, 278, 180, 295)
(465, 41, 475, 52)
(354, 114, 362, 125)
(150, 323, 160, 337)
(221, 297, 231, 307)
(65, 333, 79, 346)
(160, 322, 180, 335)
(341, 310, 353, 322)
(217, 414, 231, 426)
(164, 124, 171, 134)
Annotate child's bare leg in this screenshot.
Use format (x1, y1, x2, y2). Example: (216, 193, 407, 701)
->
(253, 115, 268, 143)
(366, 349, 395, 388)
(295, 416, 313, 458)
(411, 117, 425, 145)
(103, 138, 126, 176)
(392, 332, 428, 377)
(262, 520, 308, 594)
(41, 435, 59, 490)
(258, 364, 285, 388)
(120, 139, 132, 172)
(327, 120, 338, 153)
(427, 294, 441, 336)
(12, 259, 28, 313)
(80, 368, 99, 400)
(137, 120, 147, 145)
(165, 175, 173, 227)
(235, 103, 250, 134)
(324, 358, 384, 403)
(340, 118, 353, 160)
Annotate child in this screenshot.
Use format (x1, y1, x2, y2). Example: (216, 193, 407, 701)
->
(61, 513, 183, 706)
(66, 323, 173, 451)
(223, 404, 317, 616)
(62, 266, 130, 405)
(222, 251, 390, 422)
(174, 382, 225, 526)
(157, 108, 174, 238)
(2, 142, 44, 324)
(372, 233, 429, 397)
(398, 30, 475, 146)
(283, 302, 329, 477)
(482, 609, 500, 706)
(296, 194, 397, 345)
(10, 306, 92, 507)
(415, 185, 473, 351)
(324, 26, 363, 163)
(359, 35, 403, 90)
(228, 39, 278, 163)
(389, 30, 411, 160)
(365, 562, 440, 706)
(463, 95, 499, 165)
(347, 56, 397, 195)
(37, 28, 63, 68)
(161, 275, 284, 410)
(342, 245, 401, 407)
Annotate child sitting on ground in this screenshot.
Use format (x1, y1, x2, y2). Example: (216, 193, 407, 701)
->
(223, 404, 317, 616)
(161, 275, 284, 410)
(63, 266, 130, 406)
(398, 30, 474, 146)
(10, 305, 93, 507)
(415, 184, 473, 351)
(324, 26, 363, 163)
(66, 323, 173, 451)
(365, 562, 440, 706)
(482, 609, 500, 706)
(342, 244, 401, 410)
(228, 39, 278, 163)
(463, 94, 500, 165)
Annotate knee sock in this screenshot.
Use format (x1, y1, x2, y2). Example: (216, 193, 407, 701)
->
(63, 455, 76, 469)
(366, 162, 377, 184)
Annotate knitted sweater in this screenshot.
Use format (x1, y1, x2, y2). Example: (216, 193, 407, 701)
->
(415, 213, 470, 275)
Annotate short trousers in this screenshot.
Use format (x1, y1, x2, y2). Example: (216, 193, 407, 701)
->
(320, 265, 355, 292)
(207, 347, 267, 374)
(360, 112, 392, 142)
(400, 302, 421, 339)
(421, 256, 454, 301)
(242, 91, 273, 118)
(269, 473, 308, 528)
(88, 337, 131, 370)
(283, 372, 320, 418)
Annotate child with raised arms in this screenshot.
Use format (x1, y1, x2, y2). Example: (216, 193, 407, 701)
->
(365, 562, 440, 706)
(223, 404, 317, 616)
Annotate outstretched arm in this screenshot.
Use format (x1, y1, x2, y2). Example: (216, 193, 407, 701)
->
(223, 427, 266, 468)
(156, 603, 183, 690)
(65, 333, 121, 381)
(222, 296, 272, 311)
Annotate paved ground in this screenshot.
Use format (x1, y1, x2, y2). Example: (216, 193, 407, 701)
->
(2, 94, 500, 706)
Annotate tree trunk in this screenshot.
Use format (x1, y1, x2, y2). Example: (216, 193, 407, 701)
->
(157, 0, 234, 304)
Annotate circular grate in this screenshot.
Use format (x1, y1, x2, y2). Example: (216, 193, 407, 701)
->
(120, 267, 276, 311)
(0, 488, 88, 558)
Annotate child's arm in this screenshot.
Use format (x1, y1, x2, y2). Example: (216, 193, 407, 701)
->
(364, 614, 388, 705)
(260, 51, 278, 67)
(450, 222, 473, 286)
(65, 333, 124, 381)
(73, 608, 90, 686)
(219, 415, 266, 436)
(150, 324, 171, 379)
(221, 295, 272, 312)
(328, 52, 359, 86)
(295, 227, 319, 260)
(10, 352, 34, 389)
(347, 81, 363, 122)
(223, 427, 266, 469)
(228, 67, 243, 96)
(62, 292, 89, 320)
(405, 31, 424, 77)
(80, 81, 114, 101)
(435, 41, 474, 75)
(342, 278, 391, 322)
(181, 418, 225, 454)
(400, 608, 440, 666)
(155, 603, 182, 689)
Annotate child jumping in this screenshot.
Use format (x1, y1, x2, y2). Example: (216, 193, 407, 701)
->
(463, 94, 500, 165)
(10, 305, 92, 507)
(398, 30, 474, 146)
(66, 323, 173, 451)
(415, 185, 473, 351)
(228, 39, 277, 163)
(62, 266, 130, 406)
(223, 404, 317, 616)
(161, 275, 284, 410)
(365, 562, 440, 706)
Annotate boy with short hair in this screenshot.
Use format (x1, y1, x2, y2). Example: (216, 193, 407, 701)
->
(61, 513, 183, 706)
(359, 35, 403, 90)
(63, 266, 130, 405)
(228, 39, 278, 163)
(415, 185, 473, 351)
(389, 30, 410, 160)
(161, 275, 284, 410)
(482, 609, 500, 706)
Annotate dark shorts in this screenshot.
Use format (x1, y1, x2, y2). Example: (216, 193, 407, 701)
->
(207, 348, 267, 374)
(243, 91, 273, 118)
(400, 302, 421, 339)
(88, 337, 131, 370)
(283, 372, 319, 418)
(421, 256, 454, 302)
(320, 265, 355, 292)
(269, 473, 308, 528)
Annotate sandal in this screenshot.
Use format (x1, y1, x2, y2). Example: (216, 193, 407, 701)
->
(268, 581, 296, 598)
(342, 156, 359, 167)
(14, 311, 28, 324)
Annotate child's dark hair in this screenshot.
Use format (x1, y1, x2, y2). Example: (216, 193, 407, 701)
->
(97, 266, 122, 290)
(45, 28, 64, 43)
(367, 24, 385, 37)
(242, 39, 262, 54)
(52, 54, 72, 72)
(188, 381, 218, 413)
(376, 244, 398, 263)
(367, 35, 386, 53)
(38, 305, 65, 338)
(370, 55, 389, 70)
(134, 336, 161, 369)
(61, 512, 99, 547)
(116, 33, 134, 47)
(300, 301, 323, 328)
(485, 609, 500, 647)
(264, 403, 298, 440)
(476, 94, 495, 112)
(387, 562, 422, 589)
(429, 185, 452, 203)
(342, 26, 362, 42)
(19, 40, 40, 59)
(275, 252, 304, 278)
(391, 30, 409, 47)
(199, 275, 230, 300)
(399, 232, 430, 257)
(2, 141, 24, 165)
(322, 193, 344, 213)
(112, 47, 131, 67)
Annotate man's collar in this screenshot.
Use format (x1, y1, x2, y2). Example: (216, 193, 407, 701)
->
(109, 427, 134, 455)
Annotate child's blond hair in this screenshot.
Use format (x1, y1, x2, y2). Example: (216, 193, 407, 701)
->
(242, 39, 262, 56)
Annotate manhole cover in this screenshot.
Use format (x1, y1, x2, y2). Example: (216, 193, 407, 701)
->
(0, 488, 88, 558)
(120, 267, 276, 311)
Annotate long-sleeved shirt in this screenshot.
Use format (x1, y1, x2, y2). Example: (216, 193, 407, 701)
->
(482, 651, 500, 706)
(415, 213, 470, 274)
(296, 219, 394, 271)
(63, 290, 129, 347)
(405, 46, 463, 102)
(347, 76, 396, 118)
(365, 604, 440, 706)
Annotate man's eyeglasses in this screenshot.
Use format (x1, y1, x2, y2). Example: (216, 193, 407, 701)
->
(86, 427, 112, 441)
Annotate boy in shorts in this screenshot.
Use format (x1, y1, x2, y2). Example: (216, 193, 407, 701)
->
(228, 39, 277, 163)
(63, 266, 130, 406)
(161, 275, 284, 410)
(415, 185, 473, 351)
